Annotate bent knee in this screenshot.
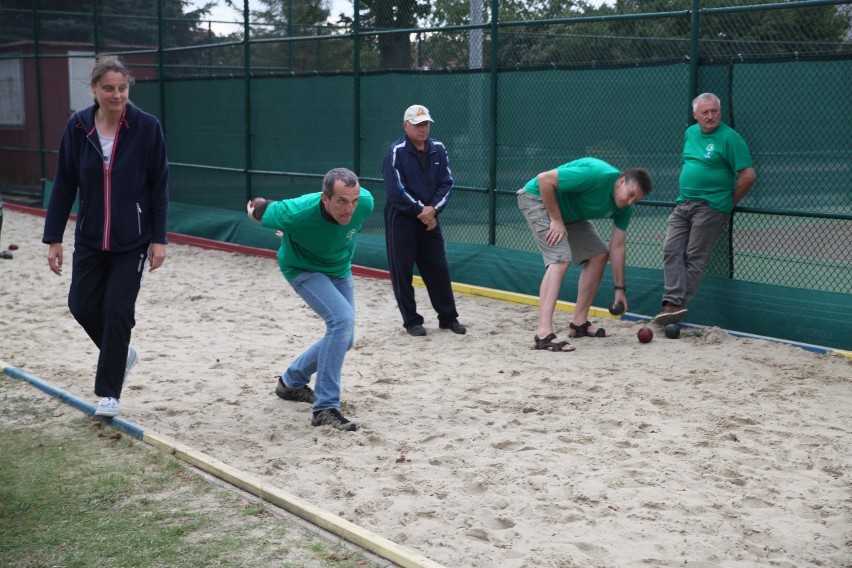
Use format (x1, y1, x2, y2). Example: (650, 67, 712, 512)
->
(329, 309, 356, 331)
(662, 240, 680, 257)
(587, 251, 609, 266)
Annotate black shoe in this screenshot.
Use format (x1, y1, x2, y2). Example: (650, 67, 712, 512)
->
(275, 377, 315, 404)
(439, 321, 466, 335)
(405, 324, 427, 337)
(311, 408, 358, 432)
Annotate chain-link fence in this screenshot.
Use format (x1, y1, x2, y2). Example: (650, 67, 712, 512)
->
(1, 1, 849, 347)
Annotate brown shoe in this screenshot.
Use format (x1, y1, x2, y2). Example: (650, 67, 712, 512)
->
(275, 377, 315, 404)
(652, 304, 688, 325)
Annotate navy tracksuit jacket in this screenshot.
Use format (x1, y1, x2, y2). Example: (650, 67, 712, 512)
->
(382, 134, 459, 329)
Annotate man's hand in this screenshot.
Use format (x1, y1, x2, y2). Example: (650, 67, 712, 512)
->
(612, 288, 628, 314)
(417, 205, 437, 225)
(247, 197, 269, 221)
(546, 219, 567, 247)
(537, 170, 567, 247)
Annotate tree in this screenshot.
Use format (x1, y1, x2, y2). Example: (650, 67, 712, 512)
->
(245, 0, 360, 73)
(422, 0, 607, 69)
(358, 0, 431, 70)
(0, 0, 211, 49)
(612, 0, 850, 58)
(250, 0, 330, 37)
(418, 0, 851, 69)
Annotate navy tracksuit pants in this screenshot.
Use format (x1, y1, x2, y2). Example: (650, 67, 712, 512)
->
(69, 243, 148, 399)
(384, 204, 458, 329)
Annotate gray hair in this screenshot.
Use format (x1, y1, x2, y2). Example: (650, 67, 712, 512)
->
(322, 168, 359, 197)
(692, 92, 720, 112)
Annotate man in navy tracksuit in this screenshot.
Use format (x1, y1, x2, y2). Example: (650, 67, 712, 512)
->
(43, 57, 168, 417)
(382, 104, 465, 337)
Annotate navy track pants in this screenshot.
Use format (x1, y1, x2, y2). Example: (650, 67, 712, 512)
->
(68, 243, 148, 399)
(384, 205, 458, 329)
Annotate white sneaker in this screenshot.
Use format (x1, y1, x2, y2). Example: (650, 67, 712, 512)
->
(95, 397, 120, 417)
(125, 346, 138, 378)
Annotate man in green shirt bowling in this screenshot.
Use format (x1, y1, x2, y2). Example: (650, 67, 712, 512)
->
(518, 157, 653, 352)
(247, 168, 374, 431)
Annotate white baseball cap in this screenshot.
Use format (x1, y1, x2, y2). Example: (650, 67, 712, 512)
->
(403, 104, 434, 124)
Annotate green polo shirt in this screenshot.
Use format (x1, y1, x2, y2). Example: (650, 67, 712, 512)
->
(523, 157, 633, 231)
(678, 122, 753, 213)
(261, 188, 374, 280)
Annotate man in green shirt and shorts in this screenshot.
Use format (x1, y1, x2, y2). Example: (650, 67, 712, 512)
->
(653, 93, 756, 325)
(518, 157, 653, 352)
(247, 168, 374, 431)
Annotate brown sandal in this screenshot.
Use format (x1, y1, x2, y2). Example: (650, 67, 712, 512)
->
(568, 321, 607, 338)
(533, 333, 575, 352)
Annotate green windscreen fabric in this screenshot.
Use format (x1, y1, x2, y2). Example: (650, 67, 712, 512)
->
(125, 56, 851, 350)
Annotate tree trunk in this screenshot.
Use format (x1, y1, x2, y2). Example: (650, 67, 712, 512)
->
(378, 33, 413, 70)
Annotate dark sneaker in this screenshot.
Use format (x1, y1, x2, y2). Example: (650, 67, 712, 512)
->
(405, 324, 427, 337)
(652, 304, 688, 325)
(275, 377, 315, 404)
(311, 408, 358, 432)
(439, 320, 466, 335)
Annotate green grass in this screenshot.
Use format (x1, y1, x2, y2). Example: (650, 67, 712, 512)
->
(0, 379, 384, 568)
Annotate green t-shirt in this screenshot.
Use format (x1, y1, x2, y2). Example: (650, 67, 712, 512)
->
(261, 188, 375, 280)
(678, 122, 753, 213)
(523, 157, 633, 231)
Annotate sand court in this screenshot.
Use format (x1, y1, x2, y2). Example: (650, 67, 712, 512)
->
(1, 207, 850, 568)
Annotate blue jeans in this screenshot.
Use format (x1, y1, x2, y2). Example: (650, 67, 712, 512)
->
(661, 200, 730, 307)
(283, 272, 355, 412)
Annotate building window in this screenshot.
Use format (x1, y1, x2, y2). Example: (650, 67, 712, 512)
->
(68, 51, 96, 113)
(0, 57, 25, 126)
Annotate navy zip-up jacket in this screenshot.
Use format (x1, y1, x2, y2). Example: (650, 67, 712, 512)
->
(43, 103, 169, 252)
(382, 135, 454, 217)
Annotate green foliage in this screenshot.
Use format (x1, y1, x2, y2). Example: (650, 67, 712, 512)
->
(413, 0, 851, 69)
(0, 0, 209, 49)
(358, 0, 432, 69)
(4, 1, 848, 77)
(251, 0, 331, 36)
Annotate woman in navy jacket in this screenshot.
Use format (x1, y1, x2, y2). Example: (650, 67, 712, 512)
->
(43, 56, 169, 418)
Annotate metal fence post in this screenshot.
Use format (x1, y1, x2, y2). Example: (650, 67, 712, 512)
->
(32, 0, 46, 196)
(243, 0, 252, 199)
(688, 0, 701, 120)
(353, 3, 361, 175)
(157, 0, 166, 133)
(488, 0, 499, 245)
(93, 0, 100, 52)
